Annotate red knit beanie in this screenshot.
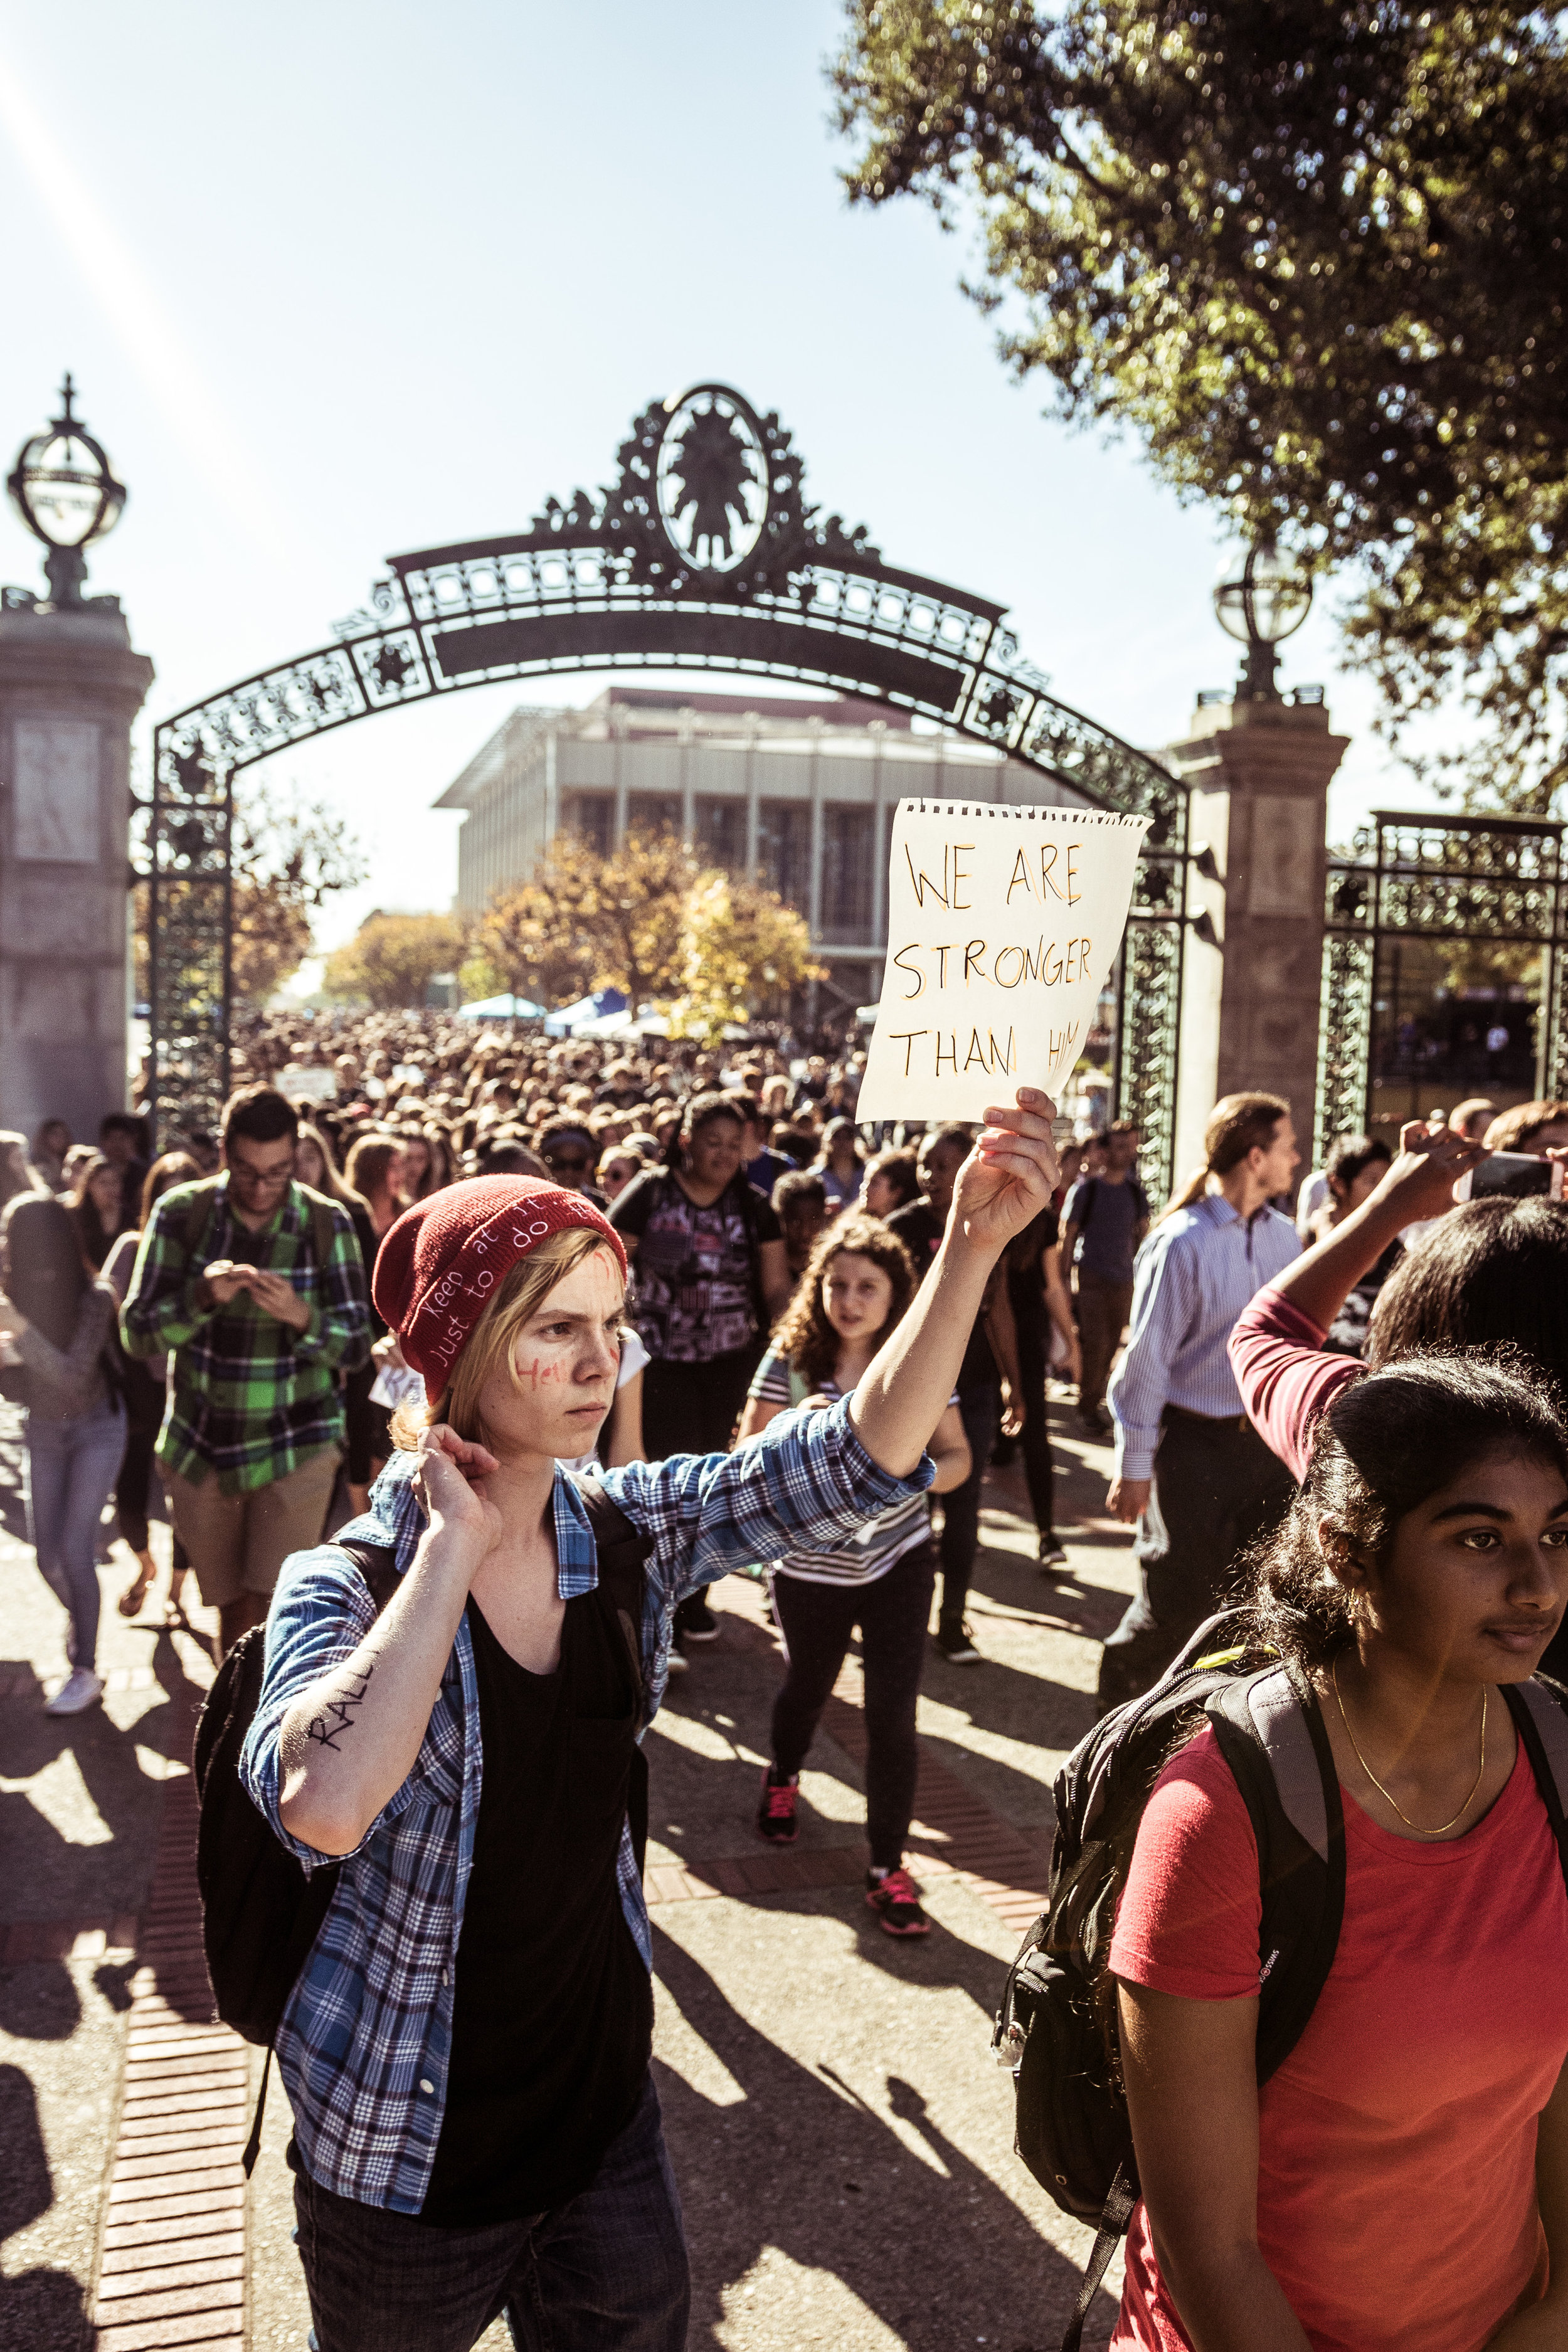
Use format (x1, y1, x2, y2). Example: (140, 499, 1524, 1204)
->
(372, 1176, 627, 1394)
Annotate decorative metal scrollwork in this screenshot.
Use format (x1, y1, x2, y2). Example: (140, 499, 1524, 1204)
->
(147, 381, 1187, 1143)
(1116, 912, 1184, 1198)
(1316, 810, 1568, 1158)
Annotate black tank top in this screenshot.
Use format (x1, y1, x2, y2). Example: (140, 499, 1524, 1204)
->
(418, 1582, 652, 2223)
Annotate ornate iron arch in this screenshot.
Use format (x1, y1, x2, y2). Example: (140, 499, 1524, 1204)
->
(148, 384, 1187, 1162)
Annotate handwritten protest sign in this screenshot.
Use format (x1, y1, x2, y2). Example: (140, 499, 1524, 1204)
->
(856, 800, 1151, 1123)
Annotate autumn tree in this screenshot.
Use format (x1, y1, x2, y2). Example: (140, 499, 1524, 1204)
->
(477, 831, 697, 1010)
(324, 911, 467, 1009)
(834, 2, 1568, 807)
(665, 874, 822, 1044)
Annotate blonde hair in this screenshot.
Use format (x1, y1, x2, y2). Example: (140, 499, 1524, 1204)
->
(387, 1226, 620, 1451)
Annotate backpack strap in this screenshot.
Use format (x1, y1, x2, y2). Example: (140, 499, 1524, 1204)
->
(180, 1176, 225, 1266)
(1060, 2164, 1137, 2352)
(1206, 1662, 1345, 2085)
(293, 1180, 342, 1278)
(1505, 1677, 1568, 1899)
(568, 1478, 655, 1874)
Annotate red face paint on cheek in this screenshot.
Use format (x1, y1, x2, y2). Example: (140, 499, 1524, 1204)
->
(515, 1357, 566, 1389)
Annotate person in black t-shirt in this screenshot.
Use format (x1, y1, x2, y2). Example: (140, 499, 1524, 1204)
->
(887, 1125, 1024, 1663)
(610, 1093, 792, 1642)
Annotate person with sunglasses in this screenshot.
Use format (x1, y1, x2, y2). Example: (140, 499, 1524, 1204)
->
(534, 1116, 607, 1207)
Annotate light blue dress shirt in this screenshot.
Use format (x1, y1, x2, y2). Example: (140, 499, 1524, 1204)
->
(1107, 1192, 1301, 1480)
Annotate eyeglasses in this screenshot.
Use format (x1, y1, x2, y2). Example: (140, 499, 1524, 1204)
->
(230, 1159, 292, 1187)
(544, 1154, 591, 1173)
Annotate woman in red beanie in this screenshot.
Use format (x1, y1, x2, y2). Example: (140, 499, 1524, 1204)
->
(239, 1091, 1059, 2352)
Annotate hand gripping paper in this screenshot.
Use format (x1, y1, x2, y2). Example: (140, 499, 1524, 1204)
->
(856, 801, 1152, 1122)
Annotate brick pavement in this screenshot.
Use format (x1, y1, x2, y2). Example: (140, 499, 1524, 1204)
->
(644, 1576, 1051, 1942)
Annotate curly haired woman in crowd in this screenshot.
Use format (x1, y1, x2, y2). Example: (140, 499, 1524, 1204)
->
(735, 1213, 970, 1934)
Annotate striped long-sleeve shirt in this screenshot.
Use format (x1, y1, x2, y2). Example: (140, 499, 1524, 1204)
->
(120, 1176, 370, 1493)
(1107, 1194, 1301, 1480)
(239, 1395, 932, 2213)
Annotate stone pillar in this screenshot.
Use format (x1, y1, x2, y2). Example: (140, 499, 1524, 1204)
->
(1168, 695, 1348, 1179)
(0, 596, 154, 1149)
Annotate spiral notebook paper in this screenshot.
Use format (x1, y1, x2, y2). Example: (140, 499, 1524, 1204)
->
(856, 800, 1152, 1123)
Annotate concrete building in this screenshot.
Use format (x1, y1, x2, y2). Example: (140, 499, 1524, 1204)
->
(433, 687, 1079, 1012)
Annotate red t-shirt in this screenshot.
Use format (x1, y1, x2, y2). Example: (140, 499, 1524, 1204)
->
(1108, 1724, 1568, 2352)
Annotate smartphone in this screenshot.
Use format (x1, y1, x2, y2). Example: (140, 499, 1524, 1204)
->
(1453, 1152, 1566, 1202)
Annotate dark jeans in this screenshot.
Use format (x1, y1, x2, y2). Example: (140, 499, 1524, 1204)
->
(938, 1385, 999, 1625)
(293, 2075, 687, 2352)
(770, 1540, 937, 1870)
(643, 1348, 758, 1633)
(115, 1358, 166, 1554)
(1012, 1310, 1057, 1539)
(1097, 1407, 1297, 1712)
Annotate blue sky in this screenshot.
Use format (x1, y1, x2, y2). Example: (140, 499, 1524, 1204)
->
(0, 0, 1416, 951)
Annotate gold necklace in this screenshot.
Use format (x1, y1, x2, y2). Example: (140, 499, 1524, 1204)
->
(1330, 1657, 1488, 1838)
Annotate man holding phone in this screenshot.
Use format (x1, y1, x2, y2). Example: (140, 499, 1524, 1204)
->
(122, 1084, 370, 1656)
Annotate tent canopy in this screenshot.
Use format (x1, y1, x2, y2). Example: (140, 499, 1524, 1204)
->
(456, 992, 546, 1019)
(544, 987, 629, 1037)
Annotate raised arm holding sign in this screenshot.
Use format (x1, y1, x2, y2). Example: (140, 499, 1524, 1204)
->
(856, 800, 1151, 1124)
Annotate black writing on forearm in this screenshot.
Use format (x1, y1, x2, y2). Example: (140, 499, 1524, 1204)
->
(304, 1664, 374, 1752)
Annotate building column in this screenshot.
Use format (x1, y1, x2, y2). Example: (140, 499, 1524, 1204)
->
(743, 719, 760, 875)
(612, 703, 629, 850)
(0, 598, 154, 1145)
(1168, 696, 1349, 1179)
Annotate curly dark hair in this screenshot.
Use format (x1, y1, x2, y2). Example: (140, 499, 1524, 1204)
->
(1243, 1349, 1568, 1670)
(770, 1212, 916, 1391)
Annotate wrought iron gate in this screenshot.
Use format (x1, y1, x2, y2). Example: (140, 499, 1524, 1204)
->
(146, 381, 1190, 1190)
(1316, 809, 1568, 1155)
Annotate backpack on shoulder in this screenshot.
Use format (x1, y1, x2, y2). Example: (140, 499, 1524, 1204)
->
(993, 1608, 1568, 2352)
(191, 1476, 652, 2172)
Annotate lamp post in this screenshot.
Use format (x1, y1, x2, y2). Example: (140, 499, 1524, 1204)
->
(6, 373, 127, 610)
(1212, 539, 1312, 702)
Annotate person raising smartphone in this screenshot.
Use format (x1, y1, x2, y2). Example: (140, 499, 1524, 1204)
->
(240, 1091, 1059, 2352)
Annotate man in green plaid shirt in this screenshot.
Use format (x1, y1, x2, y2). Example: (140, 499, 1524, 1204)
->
(122, 1083, 371, 1654)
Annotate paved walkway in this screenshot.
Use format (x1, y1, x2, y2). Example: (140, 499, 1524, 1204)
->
(0, 1399, 1135, 2352)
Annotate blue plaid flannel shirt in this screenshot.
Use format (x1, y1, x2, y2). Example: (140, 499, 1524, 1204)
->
(240, 1394, 931, 2212)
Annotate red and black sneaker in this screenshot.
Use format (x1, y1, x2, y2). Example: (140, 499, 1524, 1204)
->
(756, 1768, 800, 1845)
(865, 1866, 930, 1936)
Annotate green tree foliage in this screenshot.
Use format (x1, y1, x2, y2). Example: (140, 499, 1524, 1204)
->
(324, 911, 467, 1009)
(834, 2, 1568, 806)
(477, 832, 698, 1011)
(665, 874, 822, 1044)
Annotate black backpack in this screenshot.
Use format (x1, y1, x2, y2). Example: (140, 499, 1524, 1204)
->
(993, 1608, 1568, 2352)
(191, 1477, 652, 2170)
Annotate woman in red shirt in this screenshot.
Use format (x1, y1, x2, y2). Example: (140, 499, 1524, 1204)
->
(1110, 1352, 1568, 2352)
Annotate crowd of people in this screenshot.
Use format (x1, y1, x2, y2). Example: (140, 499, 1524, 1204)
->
(8, 1026, 1568, 2351)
